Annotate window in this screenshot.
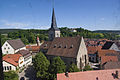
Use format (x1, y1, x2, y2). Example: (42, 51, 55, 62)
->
(20, 61, 23, 64)
(7, 66, 9, 70)
(4, 48, 6, 50)
(9, 66, 11, 70)
(6, 51, 8, 54)
(4, 66, 6, 71)
(6, 44, 8, 46)
(8, 47, 10, 49)
(57, 33, 59, 37)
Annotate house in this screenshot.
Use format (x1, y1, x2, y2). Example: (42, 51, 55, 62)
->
(46, 36, 88, 69)
(87, 46, 101, 62)
(2, 39, 26, 54)
(57, 69, 120, 80)
(70, 28, 77, 32)
(40, 8, 88, 69)
(97, 50, 119, 69)
(17, 50, 32, 66)
(26, 45, 40, 53)
(3, 54, 24, 72)
(102, 41, 119, 51)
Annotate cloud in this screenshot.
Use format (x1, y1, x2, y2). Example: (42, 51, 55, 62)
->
(0, 20, 31, 29)
(0, 20, 50, 29)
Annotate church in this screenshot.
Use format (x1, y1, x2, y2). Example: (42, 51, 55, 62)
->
(40, 8, 88, 69)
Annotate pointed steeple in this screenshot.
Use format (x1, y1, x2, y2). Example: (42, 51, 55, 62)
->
(51, 8, 60, 31)
(48, 8, 61, 41)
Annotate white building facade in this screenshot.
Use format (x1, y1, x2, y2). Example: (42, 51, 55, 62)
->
(2, 39, 26, 54)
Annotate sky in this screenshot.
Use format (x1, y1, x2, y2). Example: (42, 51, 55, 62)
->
(0, 0, 120, 30)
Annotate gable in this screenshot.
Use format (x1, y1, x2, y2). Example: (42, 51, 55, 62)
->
(110, 43, 119, 51)
(7, 39, 25, 50)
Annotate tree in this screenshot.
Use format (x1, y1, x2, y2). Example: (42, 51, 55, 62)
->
(21, 38, 29, 45)
(68, 63, 80, 72)
(33, 52, 50, 79)
(4, 71, 18, 80)
(49, 57, 66, 79)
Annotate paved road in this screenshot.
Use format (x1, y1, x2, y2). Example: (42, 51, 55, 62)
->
(18, 65, 36, 80)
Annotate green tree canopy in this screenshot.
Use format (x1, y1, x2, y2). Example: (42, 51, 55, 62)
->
(33, 52, 50, 79)
(49, 57, 66, 79)
(4, 71, 18, 80)
(68, 63, 80, 72)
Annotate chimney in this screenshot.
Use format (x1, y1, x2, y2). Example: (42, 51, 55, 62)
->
(65, 72, 69, 77)
(96, 77, 98, 80)
(116, 70, 119, 79)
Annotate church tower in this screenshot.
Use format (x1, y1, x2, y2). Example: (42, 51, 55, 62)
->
(48, 8, 60, 41)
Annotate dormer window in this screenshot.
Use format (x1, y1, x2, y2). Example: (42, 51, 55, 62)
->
(70, 45, 73, 48)
(59, 44, 62, 48)
(54, 44, 57, 48)
(64, 45, 67, 48)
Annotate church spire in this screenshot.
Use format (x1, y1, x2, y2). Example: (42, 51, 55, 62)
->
(51, 8, 59, 31)
(48, 8, 61, 41)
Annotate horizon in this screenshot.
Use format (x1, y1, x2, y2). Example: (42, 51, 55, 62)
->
(0, 0, 120, 30)
(1, 28, 120, 31)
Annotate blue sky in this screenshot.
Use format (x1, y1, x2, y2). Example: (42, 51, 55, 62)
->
(0, 0, 120, 30)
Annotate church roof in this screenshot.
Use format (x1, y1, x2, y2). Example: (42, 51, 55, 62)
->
(49, 8, 60, 31)
(46, 36, 82, 58)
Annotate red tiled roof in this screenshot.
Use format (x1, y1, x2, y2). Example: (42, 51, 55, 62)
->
(101, 56, 118, 64)
(3, 54, 22, 66)
(87, 46, 101, 54)
(98, 50, 118, 57)
(103, 62, 120, 69)
(26, 46, 40, 51)
(57, 69, 120, 80)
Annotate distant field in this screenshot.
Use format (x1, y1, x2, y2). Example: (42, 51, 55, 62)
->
(0, 29, 21, 34)
(93, 30, 120, 34)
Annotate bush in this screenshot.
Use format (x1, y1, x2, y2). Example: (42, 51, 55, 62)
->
(83, 64, 93, 71)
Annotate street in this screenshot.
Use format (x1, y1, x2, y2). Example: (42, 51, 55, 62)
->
(18, 65, 36, 80)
